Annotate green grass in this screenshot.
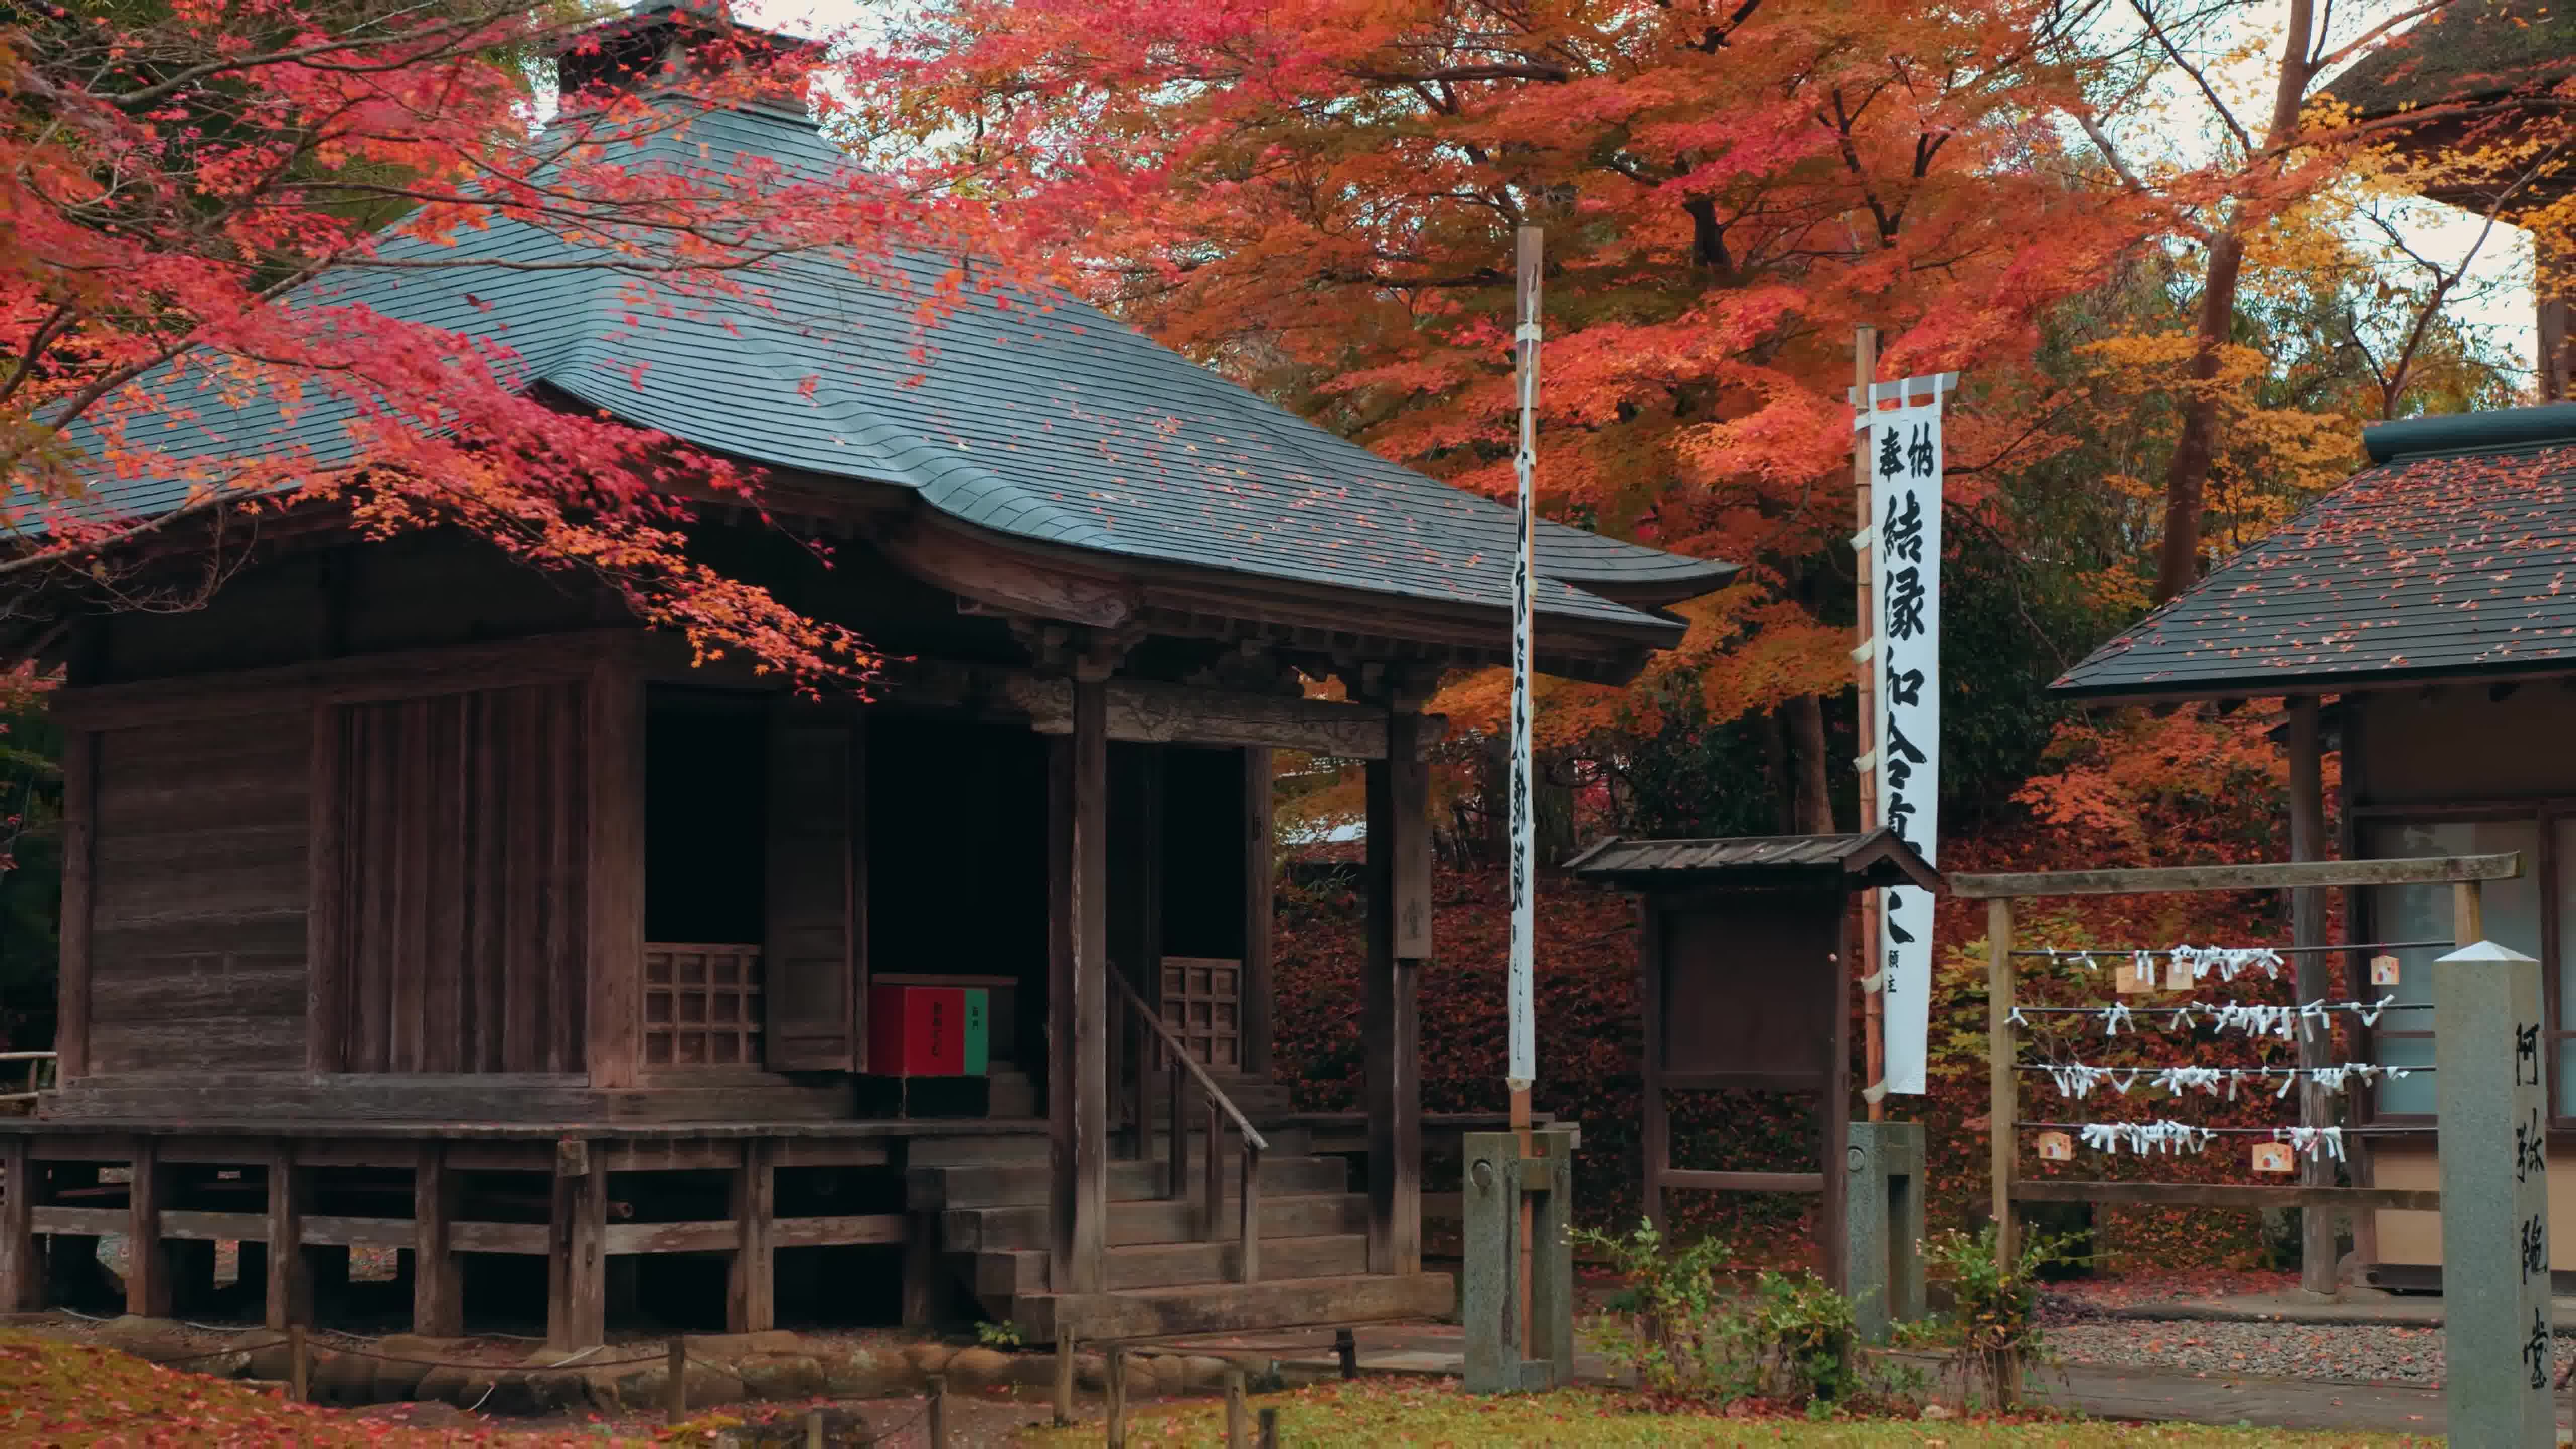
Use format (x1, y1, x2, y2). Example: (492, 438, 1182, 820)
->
(1012, 1380, 2438, 1447)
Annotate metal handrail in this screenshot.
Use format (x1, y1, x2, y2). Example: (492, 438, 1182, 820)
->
(1108, 971, 1266, 1152)
(1108, 969, 1267, 1282)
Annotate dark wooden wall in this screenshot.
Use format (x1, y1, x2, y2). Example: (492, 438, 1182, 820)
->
(2350, 686, 2576, 806)
(315, 681, 593, 1074)
(88, 711, 311, 1074)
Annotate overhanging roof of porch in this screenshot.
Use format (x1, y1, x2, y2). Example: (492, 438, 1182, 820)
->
(2050, 404, 2576, 704)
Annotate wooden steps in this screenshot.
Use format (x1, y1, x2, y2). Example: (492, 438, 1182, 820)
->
(940, 1191, 1369, 1252)
(972, 1232, 1371, 1296)
(1012, 1271, 1455, 1343)
(916, 1132, 1440, 1339)
(908, 1150, 1342, 1210)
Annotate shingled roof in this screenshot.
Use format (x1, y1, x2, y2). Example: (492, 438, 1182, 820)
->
(54, 22, 1732, 664)
(2052, 404, 2576, 702)
(2325, 0, 2576, 119)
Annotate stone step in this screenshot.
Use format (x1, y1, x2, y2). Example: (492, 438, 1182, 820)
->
(942, 1192, 1370, 1253)
(972, 1232, 1372, 1298)
(1011, 1271, 1456, 1344)
(910, 1153, 1348, 1210)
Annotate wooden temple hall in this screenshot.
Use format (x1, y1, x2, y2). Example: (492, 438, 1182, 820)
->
(0, 5, 1733, 1349)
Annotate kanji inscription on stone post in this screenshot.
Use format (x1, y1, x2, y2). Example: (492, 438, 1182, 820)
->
(2435, 938, 2552, 1447)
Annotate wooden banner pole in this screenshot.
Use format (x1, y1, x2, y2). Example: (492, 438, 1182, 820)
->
(1852, 326, 1885, 1121)
(1509, 224, 1544, 1362)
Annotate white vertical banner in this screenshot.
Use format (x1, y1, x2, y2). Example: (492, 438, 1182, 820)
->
(1867, 377, 1946, 1096)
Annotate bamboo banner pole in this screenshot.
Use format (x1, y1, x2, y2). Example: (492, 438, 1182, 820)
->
(1509, 223, 1543, 1357)
(1852, 326, 1884, 1120)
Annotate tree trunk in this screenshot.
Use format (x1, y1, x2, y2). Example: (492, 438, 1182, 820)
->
(1761, 708, 1798, 835)
(2150, 0, 2316, 603)
(2152, 231, 2247, 602)
(1791, 694, 1834, 835)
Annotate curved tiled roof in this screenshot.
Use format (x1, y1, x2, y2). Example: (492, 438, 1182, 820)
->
(60, 102, 1733, 648)
(2052, 405, 2576, 700)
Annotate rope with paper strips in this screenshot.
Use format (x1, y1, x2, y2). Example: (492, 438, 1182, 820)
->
(2009, 931, 2414, 1165)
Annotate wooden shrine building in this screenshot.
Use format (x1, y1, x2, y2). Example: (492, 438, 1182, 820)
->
(2054, 400, 2576, 1290)
(0, 5, 1732, 1347)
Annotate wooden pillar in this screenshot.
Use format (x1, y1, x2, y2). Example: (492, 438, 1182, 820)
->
(2286, 695, 2337, 1297)
(1, 1136, 36, 1313)
(1049, 677, 1111, 1295)
(1986, 898, 2017, 1266)
(1364, 709, 1428, 1275)
(413, 1142, 460, 1336)
(547, 1140, 606, 1351)
(1638, 903, 1668, 1233)
(1819, 896, 1853, 1294)
(264, 1144, 305, 1331)
(586, 653, 646, 1090)
(306, 702, 347, 1073)
(56, 730, 94, 1083)
(126, 1137, 167, 1318)
(1242, 747, 1275, 1078)
(728, 1139, 775, 1334)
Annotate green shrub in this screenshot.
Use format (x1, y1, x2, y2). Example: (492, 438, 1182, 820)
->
(1923, 1224, 2078, 1408)
(1571, 1218, 1862, 1411)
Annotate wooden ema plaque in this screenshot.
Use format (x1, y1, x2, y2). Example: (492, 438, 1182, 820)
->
(2251, 1141, 2295, 1174)
(2116, 955, 2160, 995)
(2035, 1130, 2074, 1162)
(2371, 954, 2402, 987)
(2165, 954, 2195, 991)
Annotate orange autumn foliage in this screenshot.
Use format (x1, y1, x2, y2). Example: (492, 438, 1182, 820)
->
(845, 0, 2153, 736)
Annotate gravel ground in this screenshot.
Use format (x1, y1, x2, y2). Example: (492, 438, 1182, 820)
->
(2039, 1297, 2575, 1388)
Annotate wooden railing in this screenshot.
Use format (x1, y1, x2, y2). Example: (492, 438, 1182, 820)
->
(1109, 970, 1268, 1283)
(0, 1050, 54, 1107)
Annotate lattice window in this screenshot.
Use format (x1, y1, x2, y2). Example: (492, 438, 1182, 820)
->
(1160, 956, 1241, 1071)
(643, 943, 763, 1068)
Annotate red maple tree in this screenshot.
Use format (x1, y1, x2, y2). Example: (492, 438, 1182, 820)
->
(0, 0, 950, 683)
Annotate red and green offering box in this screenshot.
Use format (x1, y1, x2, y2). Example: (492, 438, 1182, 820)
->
(866, 983, 990, 1077)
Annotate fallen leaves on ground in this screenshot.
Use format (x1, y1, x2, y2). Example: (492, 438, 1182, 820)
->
(0, 1329, 650, 1446)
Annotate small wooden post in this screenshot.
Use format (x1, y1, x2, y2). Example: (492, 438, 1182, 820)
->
(547, 1139, 607, 1352)
(1202, 1098, 1224, 1242)
(662, 1336, 685, 1425)
(1224, 1366, 1250, 1449)
(2457, 880, 2486, 946)
(287, 1323, 309, 1404)
(0, 1136, 35, 1314)
(1257, 1406, 1280, 1449)
(1166, 1055, 1189, 1201)
(1106, 1349, 1129, 1448)
(1986, 897, 2017, 1266)
(1238, 1140, 1262, 1283)
(1851, 324, 1886, 1118)
(1052, 1334, 1075, 1426)
(413, 1141, 460, 1336)
(803, 1407, 824, 1449)
(264, 1143, 305, 1332)
(728, 1139, 775, 1333)
(927, 1371, 950, 1449)
(900, 1209, 937, 1329)
(1334, 1328, 1358, 1380)
(126, 1136, 167, 1318)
